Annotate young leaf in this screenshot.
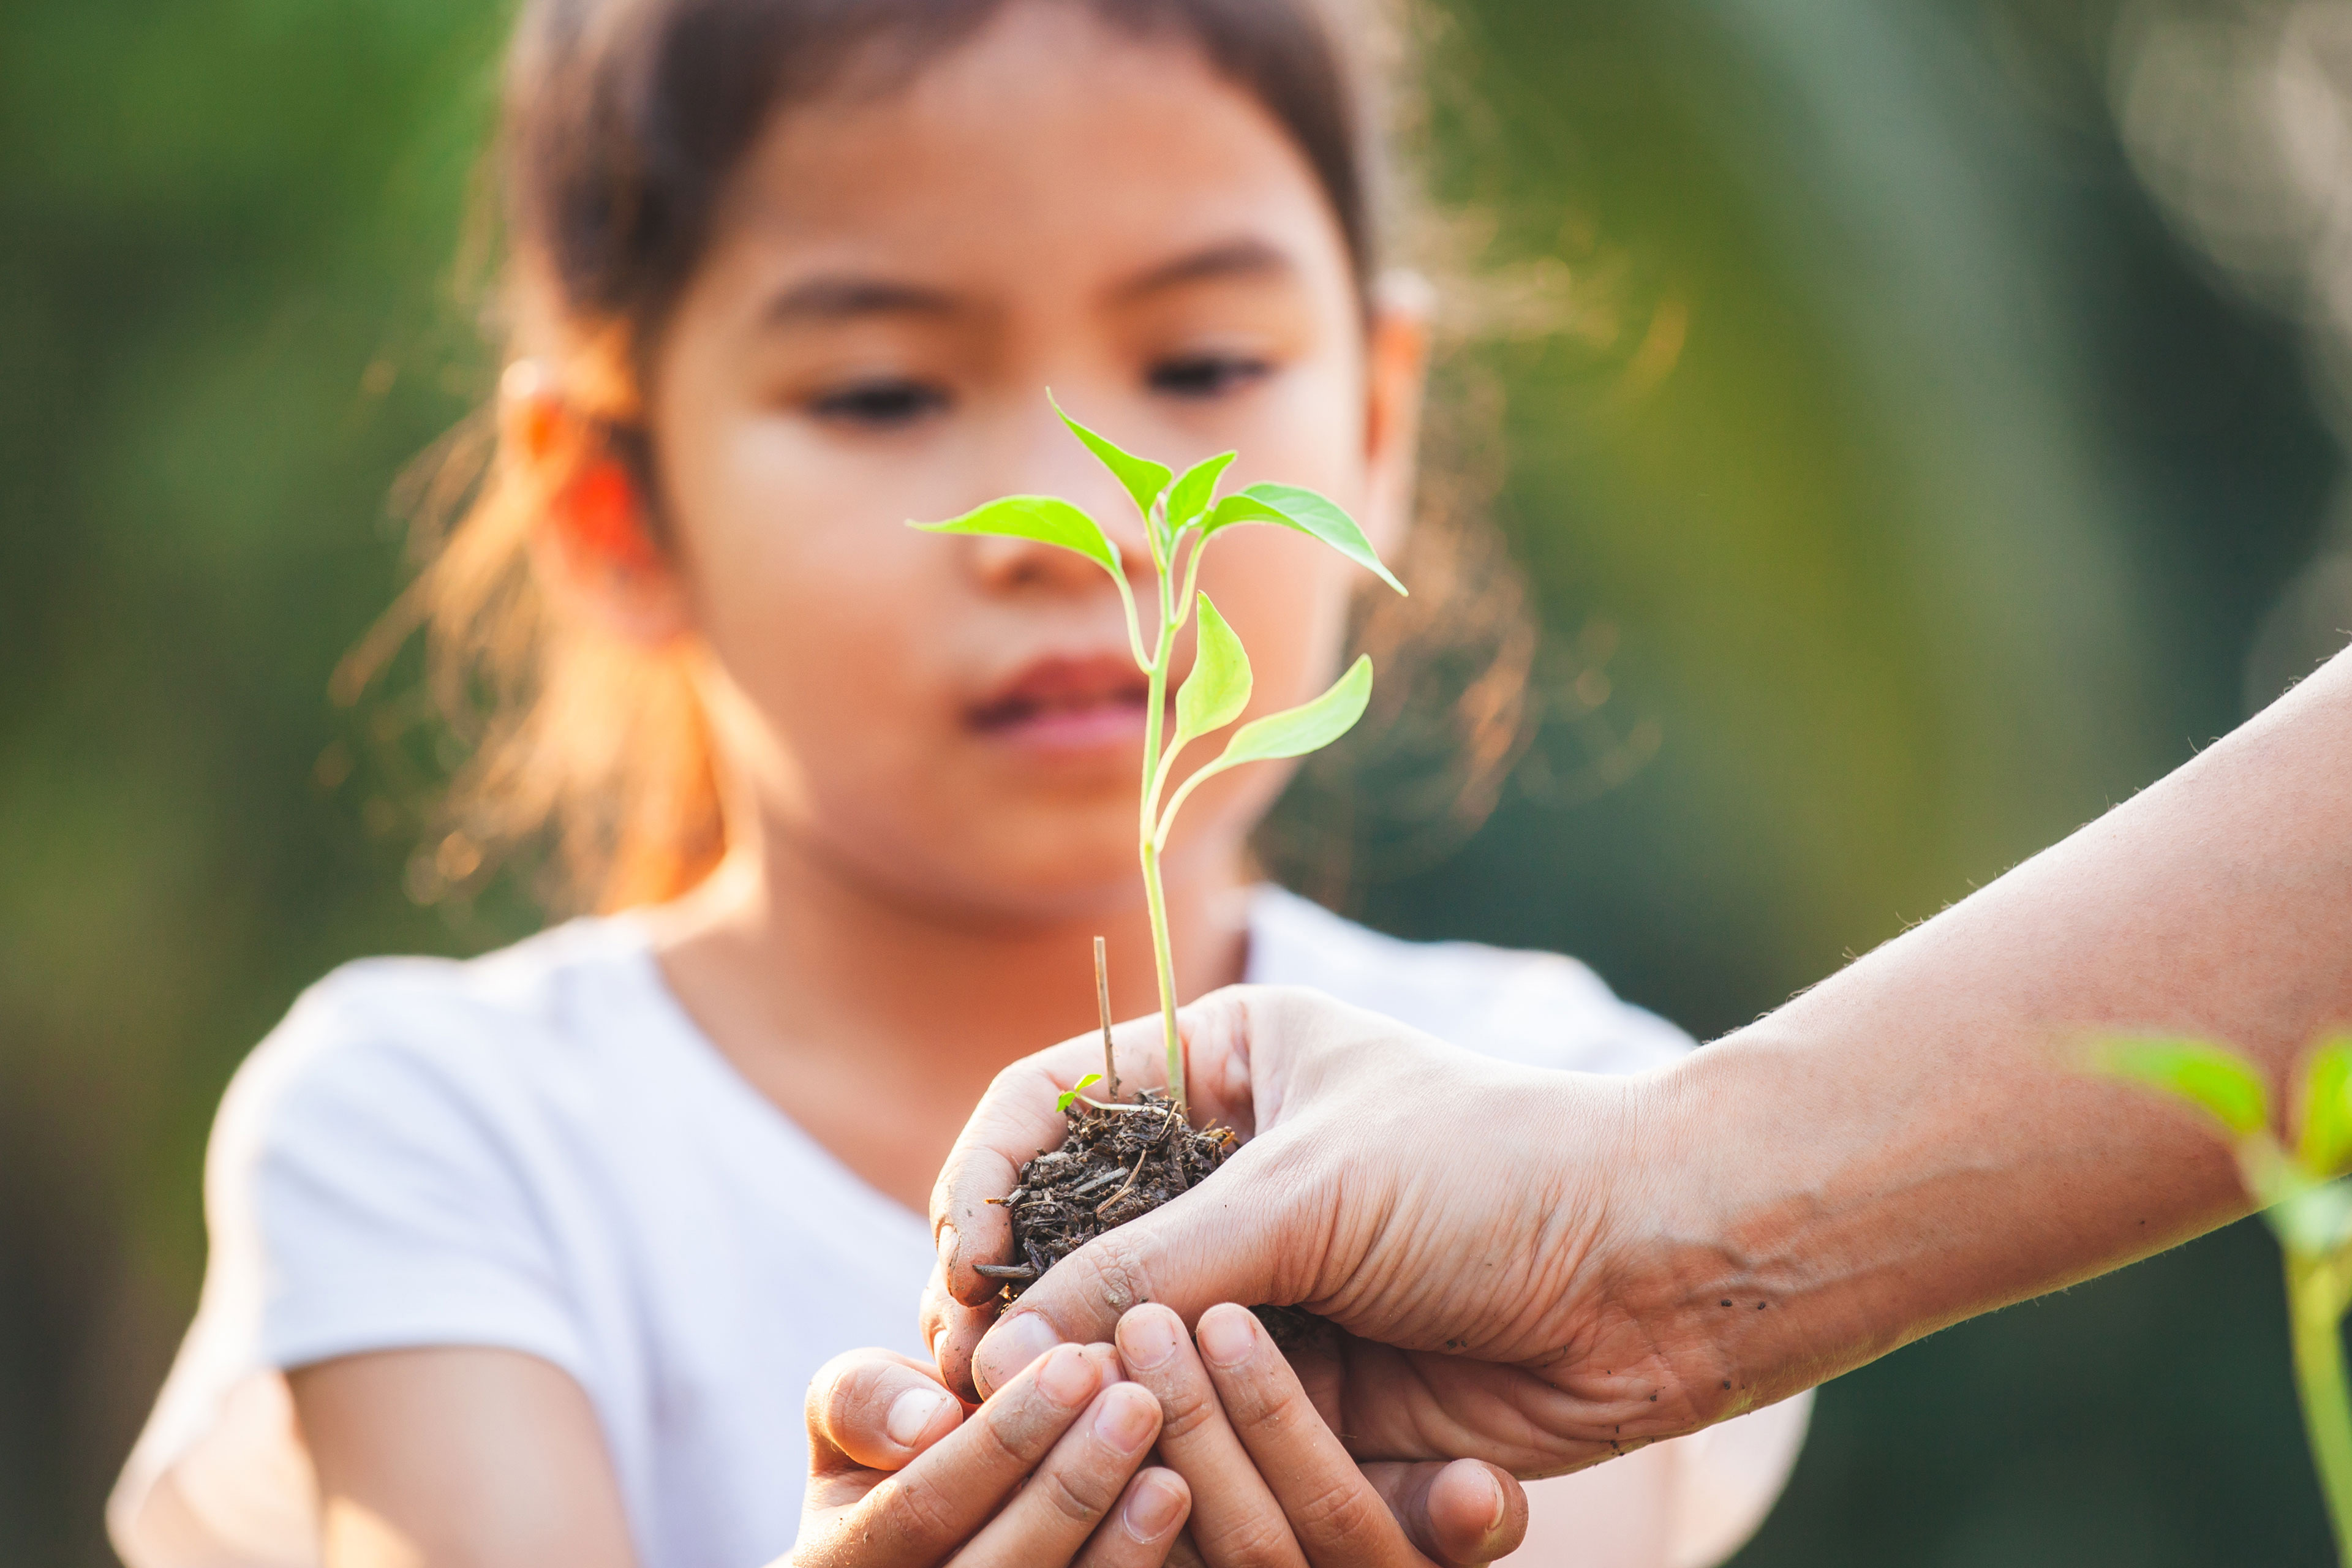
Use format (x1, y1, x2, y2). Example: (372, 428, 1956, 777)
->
(2301, 1037, 2352, 1177)
(1050, 392, 1171, 526)
(1166, 451, 1238, 532)
(1204, 483, 1406, 595)
(911, 496, 1122, 579)
(1212, 654, 1373, 768)
(2097, 1037, 2271, 1139)
(1057, 1073, 1105, 1115)
(1174, 592, 1251, 742)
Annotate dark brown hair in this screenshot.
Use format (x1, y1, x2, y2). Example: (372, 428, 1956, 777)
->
(386, 0, 1535, 912)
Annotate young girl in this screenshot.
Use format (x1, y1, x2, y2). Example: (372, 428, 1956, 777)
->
(110, 1, 1807, 1564)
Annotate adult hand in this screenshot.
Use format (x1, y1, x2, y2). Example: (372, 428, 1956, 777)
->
(929, 651, 2352, 1481)
(923, 990, 1746, 1479)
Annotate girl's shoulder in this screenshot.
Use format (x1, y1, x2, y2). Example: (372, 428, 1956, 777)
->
(1243, 884, 1694, 1077)
(225, 916, 661, 1117)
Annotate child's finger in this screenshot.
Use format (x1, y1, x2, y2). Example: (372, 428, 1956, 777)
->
(1359, 1461, 1528, 1567)
(809, 1341, 1103, 1568)
(1189, 1304, 1417, 1568)
(1112, 1304, 1305, 1568)
(804, 1348, 963, 1475)
(956, 1381, 1166, 1567)
(1072, 1468, 1193, 1568)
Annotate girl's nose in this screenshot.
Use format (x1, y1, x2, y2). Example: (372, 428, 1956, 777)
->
(966, 400, 1157, 597)
(965, 512, 1156, 600)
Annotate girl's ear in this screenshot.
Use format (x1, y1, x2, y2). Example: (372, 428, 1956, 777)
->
(1360, 271, 1434, 557)
(502, 360, 693, 647)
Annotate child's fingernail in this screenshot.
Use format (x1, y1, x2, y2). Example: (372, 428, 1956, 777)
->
(1195, 1304, 1257, 1370)
(887, 1387, 953, 1447)
(1480, 1468, 1508, 1536)
(1118, 1308, 1182, 1371)
(1036, 1341, 1096, 1406)
(977, 1312, 1063, 1398)
(1093, 1385, 1158, 1453)
(1124, 1472, 1188, 1539)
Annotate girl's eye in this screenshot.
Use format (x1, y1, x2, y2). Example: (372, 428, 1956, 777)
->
(807, 378, 950, 428)
(1147, 353, 1272, 400)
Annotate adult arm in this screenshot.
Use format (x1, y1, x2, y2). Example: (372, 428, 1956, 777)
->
(929, 647, 2352, 1472)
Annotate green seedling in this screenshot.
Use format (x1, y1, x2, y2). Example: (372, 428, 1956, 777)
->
(914, 394, 1404, 1115)
(2098, 1033, 2352, 1562)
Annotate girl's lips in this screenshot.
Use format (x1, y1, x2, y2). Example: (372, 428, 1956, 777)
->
(968, 652, 1164, 755)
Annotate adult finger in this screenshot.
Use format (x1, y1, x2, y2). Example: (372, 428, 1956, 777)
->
(1360, 1463, 1527, 1567)
(800, 1342, 1101, 1568)
(956, 1381, 1164, 1567)
(1072, 1468, 1193, 1568)
(1114, 1305, 1302, 1568)
(1190, 1304, 1414, 1568)
(805, 1349, 962, 1476)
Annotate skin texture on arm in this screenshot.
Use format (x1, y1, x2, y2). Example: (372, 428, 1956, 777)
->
(289, 1349, 638, 1568)
(929, 647, 2352, 1473)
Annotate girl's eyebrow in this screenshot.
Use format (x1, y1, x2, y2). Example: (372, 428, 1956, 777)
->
(1110, 237, 1295, 303)
(762, 274, 963, 326)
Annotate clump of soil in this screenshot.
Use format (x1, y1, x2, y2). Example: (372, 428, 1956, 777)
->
(978, 1088, 1324, 1348)
(979, 1089, 1234, 1290)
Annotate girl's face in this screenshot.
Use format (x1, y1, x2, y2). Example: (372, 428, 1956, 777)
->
(635, 2, 1426, 920)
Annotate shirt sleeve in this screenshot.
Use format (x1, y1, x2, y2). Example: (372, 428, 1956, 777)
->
(1665, 1392, 1813, 1568)
(233, 971, 590, 1380)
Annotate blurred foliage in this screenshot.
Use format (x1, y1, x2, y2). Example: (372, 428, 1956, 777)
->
(1, 0, 2345, 1564)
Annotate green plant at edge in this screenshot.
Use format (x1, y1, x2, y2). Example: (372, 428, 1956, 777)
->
(2099, 1033, 2352, 1563)
(912, 394, 1405, 1116)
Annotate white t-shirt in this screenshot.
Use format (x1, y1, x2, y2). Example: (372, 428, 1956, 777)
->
(110, 886, 1807, 1568)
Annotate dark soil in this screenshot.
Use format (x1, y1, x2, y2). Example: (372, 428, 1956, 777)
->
(977, 1089, 1324, 1348)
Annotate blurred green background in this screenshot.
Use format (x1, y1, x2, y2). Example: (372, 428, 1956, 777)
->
(5, 0, 2348, 1562)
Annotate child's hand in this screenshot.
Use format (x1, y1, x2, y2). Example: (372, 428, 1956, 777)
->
(788, 1342, 1188, 1567)
(1111, 1302, 1528, 1567)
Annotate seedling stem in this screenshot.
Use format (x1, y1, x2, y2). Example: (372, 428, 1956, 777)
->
(914, 394, 1403, 1124)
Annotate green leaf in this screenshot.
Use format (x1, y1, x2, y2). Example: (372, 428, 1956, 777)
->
(910, 495, 1121, 579)
(1057, 1073, 1104, 1115)
(1166, 451, 1237, 532)
(2301, 1038, 2352, 1176)
(1204, 483, 1406, 595)
(2098, 1038, 2271, 1138)
(1175, 592, 1251, 742)
(1208, 654, 1373, 769)
(1050, 392, 1171, 526)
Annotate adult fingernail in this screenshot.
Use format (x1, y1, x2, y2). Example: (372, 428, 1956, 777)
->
(1123, 1473, 1187, 1540)
(1037, 1342, 1096, 1407)
(1093, 1384, 1158, 1452)
(1118, 1308, 1182, 1371)
(937, 1223, 959, 1268)
(1196, 1305, 1256, 1370)
(978, 1312, 1063, 1397)
(886, 1387, 952, 1447)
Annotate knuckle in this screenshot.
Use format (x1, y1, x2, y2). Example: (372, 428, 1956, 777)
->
(1194, 1512, 1298, 1568)
(870, 1471, 961, 1552)
(1036, 1457, 1122, 1526)
(1152, 1381, 1223, 1446)
(1083, 1228, 1158, 1317)
(1284, 1476, 1382, 1549)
